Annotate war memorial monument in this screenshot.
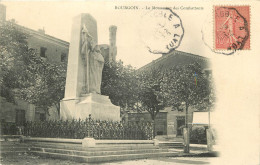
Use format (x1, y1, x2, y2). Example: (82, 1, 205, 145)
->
(60, 14, 120, 121)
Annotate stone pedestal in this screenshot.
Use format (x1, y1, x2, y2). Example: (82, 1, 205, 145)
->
(82, 138, 96, 148)
(60, 93, 120, 121)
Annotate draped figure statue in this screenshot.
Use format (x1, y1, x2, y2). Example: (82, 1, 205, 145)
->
(89, 46, 104, 94)
(81, 24, 104, 94)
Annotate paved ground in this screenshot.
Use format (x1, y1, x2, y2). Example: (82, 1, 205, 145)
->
(104, 157, 214, 165)
(1, 152, 216, 165)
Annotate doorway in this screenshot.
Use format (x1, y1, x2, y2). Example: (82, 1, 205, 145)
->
(15, 109, 25, 126)
(176, 116, 185, 136)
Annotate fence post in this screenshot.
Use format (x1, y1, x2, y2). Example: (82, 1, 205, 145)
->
(183, 127, 190, 153)
(88, 114, 91, 137)
(207, 128, 213, 151)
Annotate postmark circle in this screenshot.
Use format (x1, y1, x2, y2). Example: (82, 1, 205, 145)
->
(139, 8, 184, 54)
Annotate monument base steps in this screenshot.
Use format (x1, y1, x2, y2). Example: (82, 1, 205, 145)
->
(158, 142, 184, 149)
(0, 141, 30, 156)
(30, 147, 170, 157)
(23, 141, 179, 163)
(31, 150, 177, 163)
(28, 141, 160, 151)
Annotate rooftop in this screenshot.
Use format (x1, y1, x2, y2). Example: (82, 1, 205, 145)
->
(139, 50, 210, 71)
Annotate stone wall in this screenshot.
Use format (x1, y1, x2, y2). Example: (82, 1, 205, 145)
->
(0, 96, 36, 123)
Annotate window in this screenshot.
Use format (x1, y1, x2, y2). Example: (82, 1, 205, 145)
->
(203, 69, 212, 78)
(61, 53, 67, 62)
(40, 113, 46, 121)
(157, 131, 163, 135)
(40, 47, 47, 58)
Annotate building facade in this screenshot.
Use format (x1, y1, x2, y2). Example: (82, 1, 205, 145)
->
(126, 111, 168, 136)
(0, 4, 69, 125)
(127, 50, 212, 137)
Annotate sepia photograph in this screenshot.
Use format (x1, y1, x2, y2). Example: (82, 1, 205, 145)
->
(0, 1, 259, 165)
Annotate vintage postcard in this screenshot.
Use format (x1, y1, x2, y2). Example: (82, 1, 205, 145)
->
(0, 1, 259, 165)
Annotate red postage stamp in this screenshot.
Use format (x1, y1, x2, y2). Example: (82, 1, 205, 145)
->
(214, 6, 250, 50)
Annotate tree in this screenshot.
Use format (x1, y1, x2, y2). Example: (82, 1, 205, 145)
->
(136, 67, 166, 137)
(16, 62, 66, 115)
(0, 21, 33, 103)
(101, 60, 139, 116)
(0, 21, 66, 116)
(159, 62, 214, 152)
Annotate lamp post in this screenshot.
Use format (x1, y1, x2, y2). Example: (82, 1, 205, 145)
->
(183, 101, 190, 153)
(207, 90, 213, 151)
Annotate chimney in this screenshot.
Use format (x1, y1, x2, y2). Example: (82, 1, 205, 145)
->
(109, 25, 117, 62)
(109, 25, 117, 47)
(38, 27, 45, 34)
(0, 4, 6, 22)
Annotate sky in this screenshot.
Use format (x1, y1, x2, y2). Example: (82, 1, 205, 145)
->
(2, 1, 211, 68)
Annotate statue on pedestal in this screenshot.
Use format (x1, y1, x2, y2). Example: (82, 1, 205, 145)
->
(60, 14, 120, 121)
(81, 24, 104, 94)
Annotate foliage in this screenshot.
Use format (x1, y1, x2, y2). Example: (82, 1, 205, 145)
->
(194, 71, 215, 111)
(101, 60, 139, 112)
(23, 117, 153, 140)
(137, 67, 165, 120)
(17, 62, 66, 114)
(190, 126, 207, 144)
(159, 62, 214, 127)
(134, 67, 166, 138)
(0, 21, 66, 115)
(0, 21, 30, 103)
